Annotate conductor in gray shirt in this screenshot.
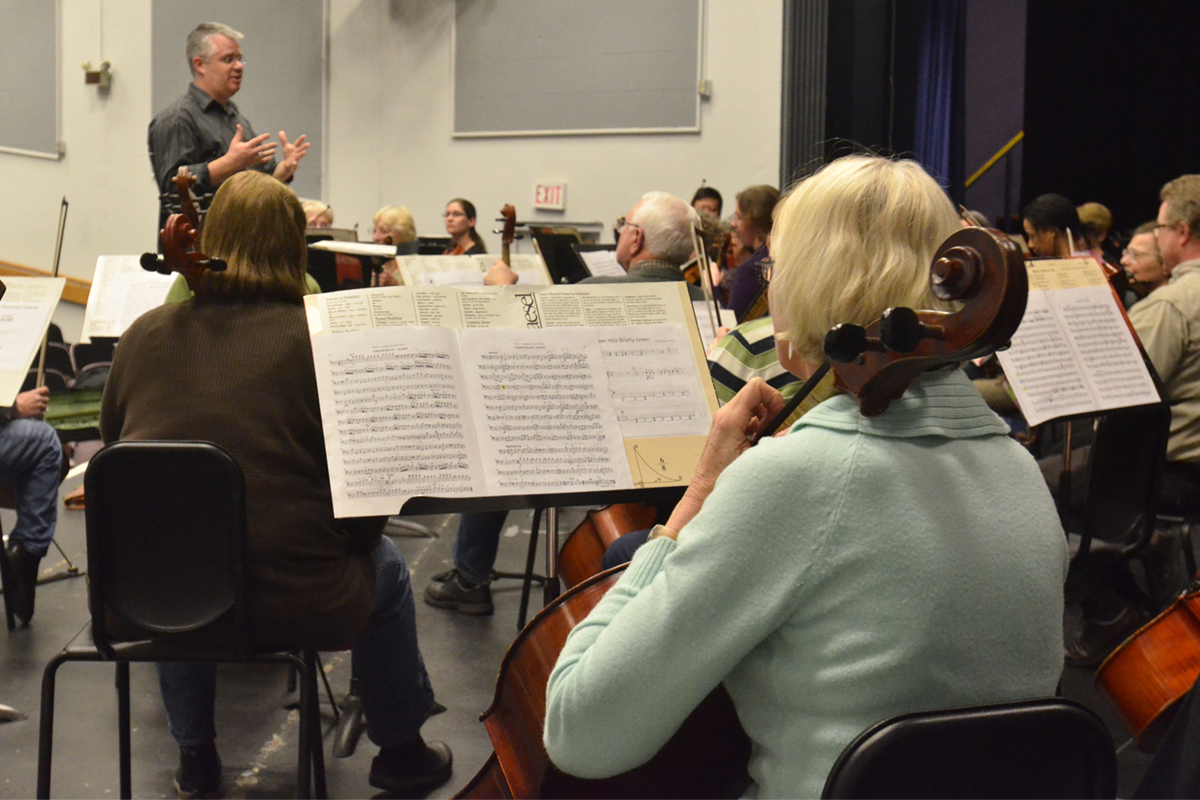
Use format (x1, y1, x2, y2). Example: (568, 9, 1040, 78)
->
(148, 22, 310, 229)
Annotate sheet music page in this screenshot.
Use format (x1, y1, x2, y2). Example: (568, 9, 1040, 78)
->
(691, 302, 737, 348)
(599, 324, 713, 438)
(306, 282, 717, 515)
(579, 249, 625, 278)
(0, 277, 66, 406)
(470, 253, 553, 285)
(80, 255, 176, 342)
(995, 256, 1160, 426)
(311, 325, 485, 518)
(396, 255, 479, 287)
(420, 270, 483, 286)
(459, 326, 632, 494)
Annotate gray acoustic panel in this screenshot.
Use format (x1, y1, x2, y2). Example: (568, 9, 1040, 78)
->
(151, 1, 323, 200)
(0, 1, 59, 156)
(454, 0, 701, 136)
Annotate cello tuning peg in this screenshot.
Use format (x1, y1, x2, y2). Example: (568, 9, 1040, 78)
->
(824, 324, 873, 363)
(879, 307, 945, 354)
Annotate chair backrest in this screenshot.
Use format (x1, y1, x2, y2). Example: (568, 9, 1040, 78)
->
(70, 361, 110, 390)
(21, 368, 71, 394)
(821, 698, 1117, 799)
(1077, 402, 1171, 557)
(69, 340, 116, 375)
(83, 441, 248, 656)
(43, 341, 74, 376)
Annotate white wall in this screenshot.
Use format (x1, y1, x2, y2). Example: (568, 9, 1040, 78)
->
(0, 0, 782, 341)
(327, 0, 783, 249)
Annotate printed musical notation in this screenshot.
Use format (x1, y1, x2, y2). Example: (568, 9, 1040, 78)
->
(996, 277, 1160, 427)
(598, 325, 711, 439)
(461, 326, 633, 494)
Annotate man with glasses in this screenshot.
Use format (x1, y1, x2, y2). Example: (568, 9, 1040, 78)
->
(1128, 175, 1200, 514)
(148, 22, 310, 230)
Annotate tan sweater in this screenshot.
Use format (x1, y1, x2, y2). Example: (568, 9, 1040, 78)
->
(100, 298, 382, 650)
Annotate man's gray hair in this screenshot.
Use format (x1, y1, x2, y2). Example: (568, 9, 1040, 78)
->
(629, 191, 699, 266)
(1161, 175, 1200, 235)
(186, 22, 244, 76)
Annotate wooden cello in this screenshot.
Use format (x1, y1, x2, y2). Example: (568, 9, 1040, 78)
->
(140, 168, 227, 290)
(455, 226, 1031, 799)
(1096, 586, 1200, 751)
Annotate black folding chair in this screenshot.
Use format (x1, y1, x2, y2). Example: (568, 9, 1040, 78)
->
(822, 698, 1117, 798)
(36, 441, 328, 798)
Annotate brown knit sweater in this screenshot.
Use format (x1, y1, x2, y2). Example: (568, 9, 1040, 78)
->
(100, 298, 383, 650)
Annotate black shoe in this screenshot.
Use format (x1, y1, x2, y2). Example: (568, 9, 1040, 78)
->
(369, 739, 452, 797)
(4, 542, 40, 626)
(1065, 605, 1150, 668)
(174, 744, 221, 799)
(429, 568, 455, 582)
(423, 570, 493, 615)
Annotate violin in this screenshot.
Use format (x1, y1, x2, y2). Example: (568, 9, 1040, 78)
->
(500, 205, 516, 267)
(140, 168, 227, 292)
(456, 568, 751, 799)
(1096, 587, 1200, 752)
(457, 226, 1030, 798)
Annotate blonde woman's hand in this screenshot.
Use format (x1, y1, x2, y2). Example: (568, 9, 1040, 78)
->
(666, 378, 785, 532)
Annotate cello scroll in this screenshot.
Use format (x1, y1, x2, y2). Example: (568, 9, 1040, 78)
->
(140, 168, 227, 293)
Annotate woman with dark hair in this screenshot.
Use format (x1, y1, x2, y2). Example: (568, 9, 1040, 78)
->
(691, 185, 723, 218)
(725, 184, 781, 322)
(101, 171, 451, 798)
(1023, 193, 1082, 257)
(443, 197, 487, 255)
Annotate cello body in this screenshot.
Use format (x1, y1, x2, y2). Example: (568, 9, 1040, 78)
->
(457, 568, 751, 799)
(557, 504, 657, 590)
(1096, 588, 1200, 751)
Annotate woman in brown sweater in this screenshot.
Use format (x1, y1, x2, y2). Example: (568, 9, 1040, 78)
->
(100, 171, 451, 798)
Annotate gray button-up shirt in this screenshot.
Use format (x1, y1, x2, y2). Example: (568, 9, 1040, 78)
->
(147, 83, 276, 225)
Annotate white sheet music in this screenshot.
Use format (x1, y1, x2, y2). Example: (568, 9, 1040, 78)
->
(996, 257, 1160, 426)
(599, 324, 713, 438)
(0, 277, 65, 406)
(579, 248, 625, 278)
(81, 256, 177, 342)
(461, 327, 630, 493)
(313, 326, 485, 517)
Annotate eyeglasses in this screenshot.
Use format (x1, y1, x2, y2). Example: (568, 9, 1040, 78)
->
(1153, 221, 1180, 234)
(616, 216, 641, 234)
(761, 258, 774, 282)
(211, 53, 245, 66)
(1123, 248, 1155, 259)
(443, 210, 467, 219)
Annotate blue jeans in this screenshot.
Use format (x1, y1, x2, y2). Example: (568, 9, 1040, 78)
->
(158, 537, 436, 749)
(453, 511, 508, 585)
(0, 418, 61, 557)
(601, 527, 652, 572)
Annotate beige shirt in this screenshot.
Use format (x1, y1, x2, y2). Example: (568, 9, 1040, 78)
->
(1129, 259, 1200, 463)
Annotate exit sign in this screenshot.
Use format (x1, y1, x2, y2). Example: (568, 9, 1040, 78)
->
(534, 183, 566, 210)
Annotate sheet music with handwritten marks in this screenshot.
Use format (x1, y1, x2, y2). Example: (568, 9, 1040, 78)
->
(306, 283, 718, 517)
(995, 256, 1160, 427)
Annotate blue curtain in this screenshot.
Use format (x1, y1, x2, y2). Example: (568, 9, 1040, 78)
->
(913, 0, 964, 192)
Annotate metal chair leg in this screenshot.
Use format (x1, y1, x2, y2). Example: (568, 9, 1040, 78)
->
(37, 653, 68, 798)
(309, 656, 328, 799)
(314, 653, 339, 722)
(296, 652, 312, 800)
(116, 662, 132, 799)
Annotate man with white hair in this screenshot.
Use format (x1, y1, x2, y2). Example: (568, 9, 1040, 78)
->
(484, 191, 704, 299)
(148, 22, 309, 229)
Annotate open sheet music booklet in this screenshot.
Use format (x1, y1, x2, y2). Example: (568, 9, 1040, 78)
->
(394, 253, 552, 287)
(305, 282, 718, 518)
(80, 256, 176, 342)
(995, 256, 1161, 427)
(0, 277, 66, 407)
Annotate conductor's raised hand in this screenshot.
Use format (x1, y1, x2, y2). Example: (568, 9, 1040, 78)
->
(14, 387, 50, 419)
(273, 131, 310, 183)
(666, 378, 786, 533)
(225, 124, 275, 171)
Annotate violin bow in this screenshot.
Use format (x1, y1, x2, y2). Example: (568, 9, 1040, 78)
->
(35, 197, 68, 390)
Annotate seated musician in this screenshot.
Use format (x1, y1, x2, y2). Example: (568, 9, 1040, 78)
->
(371, 204, 418, 286)
(301, 199, 333, 229)
(99, 171, 451, 798)
(543, 156, 1067, 798)
(724, 184, 780, 322)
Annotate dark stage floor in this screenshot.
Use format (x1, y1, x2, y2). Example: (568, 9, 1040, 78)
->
(0, 475, 1167, 798)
